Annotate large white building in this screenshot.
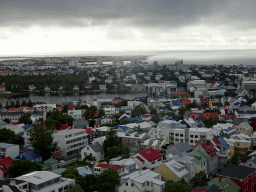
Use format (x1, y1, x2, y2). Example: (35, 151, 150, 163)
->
(34, 104, 56, 112)
(103, 106, 116, 117)
(53, 128, 88, 157)
(187, 80, 207, 92)
(68, 109, 82, 119)
(13, 171, 75, 192)
(118, 169, 165, 192)
(0, 143, 19, 159)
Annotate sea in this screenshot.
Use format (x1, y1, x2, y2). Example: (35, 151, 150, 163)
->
(0, 49, 256, 66)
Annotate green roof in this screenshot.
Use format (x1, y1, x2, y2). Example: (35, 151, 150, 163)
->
(18, 132, 24, 136)
(188, 150, 207, 164)
(51, 168, 67, 175)
(208, 177, 240, 192)
(42, 165, 50, 170)
(44, 158, 58, 164)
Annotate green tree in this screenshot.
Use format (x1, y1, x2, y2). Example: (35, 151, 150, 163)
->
(150, 108, 157, 115)
(131, 105, 147, 117)
(15, 100, 20, 108)
(164, 180, 191, 192)
(102, 128, 119, 154)
(28, 124, 58, 160)
(0, 128, 24, 145)
(107, 146, 120, 158)
(21, 100, 27, 107)
(121, 147, 130, 158)
(151, 114, 162, 124)
(3, 118, 11, 124)
(45, 118, 60, 130)
(62, 105, 69, 113)
(81, 175, 98, 192)
(66, 184, 83, 192)
(96, 169, 120, 191)
(28, 99, 33, 107)
(190, 171, 210, 188)
(9, 160, 42, 177)
(18, 114, 32, 125)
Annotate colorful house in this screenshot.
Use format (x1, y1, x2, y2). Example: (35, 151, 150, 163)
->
(0, 156, 13, 180)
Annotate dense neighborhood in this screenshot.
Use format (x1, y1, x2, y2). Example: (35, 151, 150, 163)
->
(1, 58, 256, 191)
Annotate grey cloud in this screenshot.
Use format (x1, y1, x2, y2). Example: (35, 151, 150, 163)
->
(0, 0, 255, 29)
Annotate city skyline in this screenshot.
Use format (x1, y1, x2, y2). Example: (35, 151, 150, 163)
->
(1, 0, 256, 56)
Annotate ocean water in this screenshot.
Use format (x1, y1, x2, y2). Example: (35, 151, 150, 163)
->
(0, 49, 256, 66)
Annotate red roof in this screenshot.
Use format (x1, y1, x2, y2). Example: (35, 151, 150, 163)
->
(194, 140, 218, 157)
(11, 122, 18, 125)
(219, 114, 236, 118)
(20, 149, 31, 153)
(29, 85, 35, 88)
(0, 85, 5, 88)
(202, 112, 219, 119)
(182, 100, 191, 105)
(0, 156, 13, 174)
(141, 114, 153, 118)
(59, 124, 69, 130)
(137, 147, 162, 162)
(85, 128, 96, 135)
(136, 156, 145, 163)
(59, 104, 77, 110)
(85, 85, 93, 88)
(96, 163, 125, 171)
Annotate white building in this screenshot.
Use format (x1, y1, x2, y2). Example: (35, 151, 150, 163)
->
(81, 142, 104, 162)
(188, 128, 214, 146)
(34, 104, 56, 112)
(68, 109, 82, 119)
(187, 80, 207, 92)
(14, 171, 75, 192)
(53, 128, 88, 157)
(118, 169, 165, 192)
(110, 159, 138, 173)
(133, 147, 163, 170)
(0, 143, 19, 159)
(103, 106, 116, 117)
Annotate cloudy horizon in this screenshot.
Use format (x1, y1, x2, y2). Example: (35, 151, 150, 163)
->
(1, 0, 256, 56)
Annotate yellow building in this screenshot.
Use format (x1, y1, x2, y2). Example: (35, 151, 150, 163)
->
(155, 159, 189, 182)
(208, 98, 219, 109)
(236, 122, 253, 136)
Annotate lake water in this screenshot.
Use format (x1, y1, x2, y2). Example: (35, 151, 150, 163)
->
(0, 92, 148, 106)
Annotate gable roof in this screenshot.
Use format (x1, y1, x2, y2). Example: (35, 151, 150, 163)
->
(15, 150, 42, 161)
(217, 164, 256, 180)
(96, 163, 125, 171)
(89, 142, 103, 152)
(189, 150, 207, 164)
(0, 156, 13, 174)
(194, 140, 218, 158)
(208, 177, 240, 192)
(23, 124, 33, 131)
(137, 147, 162, 162)
(44, 158, 57, 164)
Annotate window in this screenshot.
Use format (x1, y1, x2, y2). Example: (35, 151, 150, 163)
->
(190, 140, 193, 143)
(126, 182, 128, 186)
(131, 183, 134, 187)
(195, 135, 198, 138)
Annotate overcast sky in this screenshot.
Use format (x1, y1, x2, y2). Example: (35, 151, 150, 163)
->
(1, 0, 256, 56)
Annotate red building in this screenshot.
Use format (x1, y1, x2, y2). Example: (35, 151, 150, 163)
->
(199, 112, 219, 122)
(216, 164, 256, 192)
(182, 100, 191, 106)
(172, 92, 189, 97)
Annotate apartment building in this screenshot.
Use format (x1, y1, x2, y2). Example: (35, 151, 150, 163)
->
(34, 104, 56, 112)
(0, 143, 19, 159)
(53, 128, 88, 157)
(0, 112, 24, 122)
(103, 106, 116, 117)
(13, 171, 75, 192)
(68, 109, 82, 119)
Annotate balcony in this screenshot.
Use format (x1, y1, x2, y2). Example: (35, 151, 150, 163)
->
(143, 186, 153, 191)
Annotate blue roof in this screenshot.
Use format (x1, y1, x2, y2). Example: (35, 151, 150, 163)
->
(165, 116, 175, 120)
(217, 136, 229, 150)
(15, 150, 42, 161)
(114, 125, 129, 132)
(123, 117, 143, 122)
(194, 119, 205, 127)
(23, 124, 33, 131)
(171, 100, 181, 106)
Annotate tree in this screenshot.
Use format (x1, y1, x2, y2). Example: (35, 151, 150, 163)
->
(102, 128, 119, 154)
(150, 108, 157, 115)
(66, 184, 83, 192)
(28, 99, 33, 107)
(164, 180, 190, 192)
(190, 171, 210, 188)
(3, 118, 11, 124)
(28, 124, 58, 160)
(62, 105, 69, 113)
(9, 160, 42, 177)
(15, 100, 20, 108)
(81, 175, 98, 192)
(96, 169, 120, 191)
(18, 114, 32, 125)
(151, 114, 162, 124)
(0, 128, 24, 145)
(45, 118, 60, 130)
(121, 147, 130, 158)
(107, 146, 120, 158)
(131, 105, 147, 117)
